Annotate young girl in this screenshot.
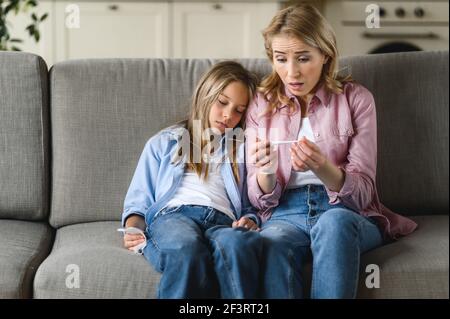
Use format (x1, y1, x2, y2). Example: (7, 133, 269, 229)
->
(246, 4, 418, 298)
(121, 61, 262, 299)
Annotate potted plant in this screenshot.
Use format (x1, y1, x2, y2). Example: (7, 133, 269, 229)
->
(0, 0, 48, 51)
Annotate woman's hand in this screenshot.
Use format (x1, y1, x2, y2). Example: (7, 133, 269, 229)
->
(290, 137, 345, 192)
(232, 217, 259, 231)
(248, 138, 278, 193)
(290, 137, 327, 172)
(248, 138, 278, 175)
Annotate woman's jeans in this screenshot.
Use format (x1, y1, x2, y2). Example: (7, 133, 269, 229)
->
(143, 205, 262, 299)
(259, 185, 383, 299)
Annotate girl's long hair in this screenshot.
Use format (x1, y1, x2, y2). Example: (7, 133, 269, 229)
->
(261, 3, 352, 112)
(177, 61, 257, 182)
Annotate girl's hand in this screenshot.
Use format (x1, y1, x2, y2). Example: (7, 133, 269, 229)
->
(290, 137, 327, 172)
(248, 138, 278, 174)
(123, 232, 146, 252)
(123, 215, 146, 252)
(232, 217, 259, 231)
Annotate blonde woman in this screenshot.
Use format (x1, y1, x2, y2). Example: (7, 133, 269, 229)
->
(122, 61, 262, 298)
(246, 4, 418, 298)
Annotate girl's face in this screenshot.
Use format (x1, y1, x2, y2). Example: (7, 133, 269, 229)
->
(271, 34, 328, 104)
(209, 81, 249, 134)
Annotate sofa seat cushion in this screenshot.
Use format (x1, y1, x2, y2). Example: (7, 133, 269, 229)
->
(33, 216, 448, 299)
(357, 215, 449, 298)
(0, 220, 53, 298)
(33, 221, 159, 298)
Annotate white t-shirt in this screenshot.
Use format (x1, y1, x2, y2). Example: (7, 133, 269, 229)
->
(165, 161, 236, 221)
(287, 117, 324, 189)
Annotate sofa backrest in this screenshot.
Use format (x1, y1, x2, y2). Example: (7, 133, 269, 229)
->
(0, 52, 50, 221)
(340, 51, 448, 216)
(48, 51, 448, 228)
(48, 59, 271, 227)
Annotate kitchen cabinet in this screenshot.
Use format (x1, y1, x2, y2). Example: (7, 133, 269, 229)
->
(9, 1, 281, 66)
(54, 1, 170, 61)
(172, 2, 279, 58)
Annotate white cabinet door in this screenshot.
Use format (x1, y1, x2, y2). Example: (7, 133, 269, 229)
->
(172, 2, 280, 58)
(54, 1, 170, 62)
(7, 0, 54, 66)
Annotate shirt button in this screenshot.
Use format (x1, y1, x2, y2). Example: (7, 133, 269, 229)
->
(315, 132, 320, 137)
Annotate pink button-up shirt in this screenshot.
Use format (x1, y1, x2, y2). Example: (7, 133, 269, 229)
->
(245, 82, 418, 240)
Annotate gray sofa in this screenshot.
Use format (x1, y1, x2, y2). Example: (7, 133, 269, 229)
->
(0, 50, 448, 299)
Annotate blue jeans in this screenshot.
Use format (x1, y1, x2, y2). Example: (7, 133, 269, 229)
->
(143, 205, 262, 299)
(259, 185, 383, 299)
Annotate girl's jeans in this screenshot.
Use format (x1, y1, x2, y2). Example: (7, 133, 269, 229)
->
(259, 185, 383, 299)
(143, 205, 262, 299)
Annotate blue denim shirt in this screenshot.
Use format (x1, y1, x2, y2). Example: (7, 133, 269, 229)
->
(122, 125, 259, 227)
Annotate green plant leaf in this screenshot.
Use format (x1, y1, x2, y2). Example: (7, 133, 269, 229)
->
(27, 0, 37, 7)
(4, 3, 16, 15)
(26, 24, 35, 36)
(33, 29, 40, 42)
(1, 0, 48, 49)
(14, 1, 20, 15)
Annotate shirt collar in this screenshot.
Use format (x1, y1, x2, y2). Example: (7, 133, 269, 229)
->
(314, 83, 332, 107)
(279, 82, 332, 109)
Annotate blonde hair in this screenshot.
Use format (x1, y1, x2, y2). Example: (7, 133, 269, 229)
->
(261, 3, 351, 112)
(181, 61, 257, 181)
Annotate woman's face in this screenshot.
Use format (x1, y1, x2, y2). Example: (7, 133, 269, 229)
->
(208, 81, 249, 134)
(271, 34, 328, 103)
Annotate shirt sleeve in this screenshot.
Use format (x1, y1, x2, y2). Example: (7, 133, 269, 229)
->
(327, 84, 378, 212)
(245, 95, 283, 215)
(122, 136, 162, 227)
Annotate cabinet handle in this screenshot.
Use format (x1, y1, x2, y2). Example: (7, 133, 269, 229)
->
(108, 4, 119, 11)
(212, 3, 222, 10)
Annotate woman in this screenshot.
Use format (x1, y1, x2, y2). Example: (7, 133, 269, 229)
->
(122, 61, 262, 299)
(246, 4, 418, 298)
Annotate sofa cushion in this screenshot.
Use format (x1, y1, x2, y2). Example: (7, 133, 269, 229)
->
(357, 215, 449, 298)
(33, 221, 159, 298)
(0, 220, 53, 298)
(340, 51, 449, 215)
(34, 216, 447, 298)
(0, 52, 50, 220)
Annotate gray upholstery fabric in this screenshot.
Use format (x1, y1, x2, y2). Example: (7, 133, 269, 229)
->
(0, 52, 50, 220)
(33, 221, 159, 298)
(49, 59, 270, 227)
(49, 53, 448, 228)
(358, 215, 449, 298)
(340, 51, 449, 215)
(49, 59, 214, 227)
(1, 50, 444, 299)
(33, 216, 447, 299)
(0, 220, 53, 298)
